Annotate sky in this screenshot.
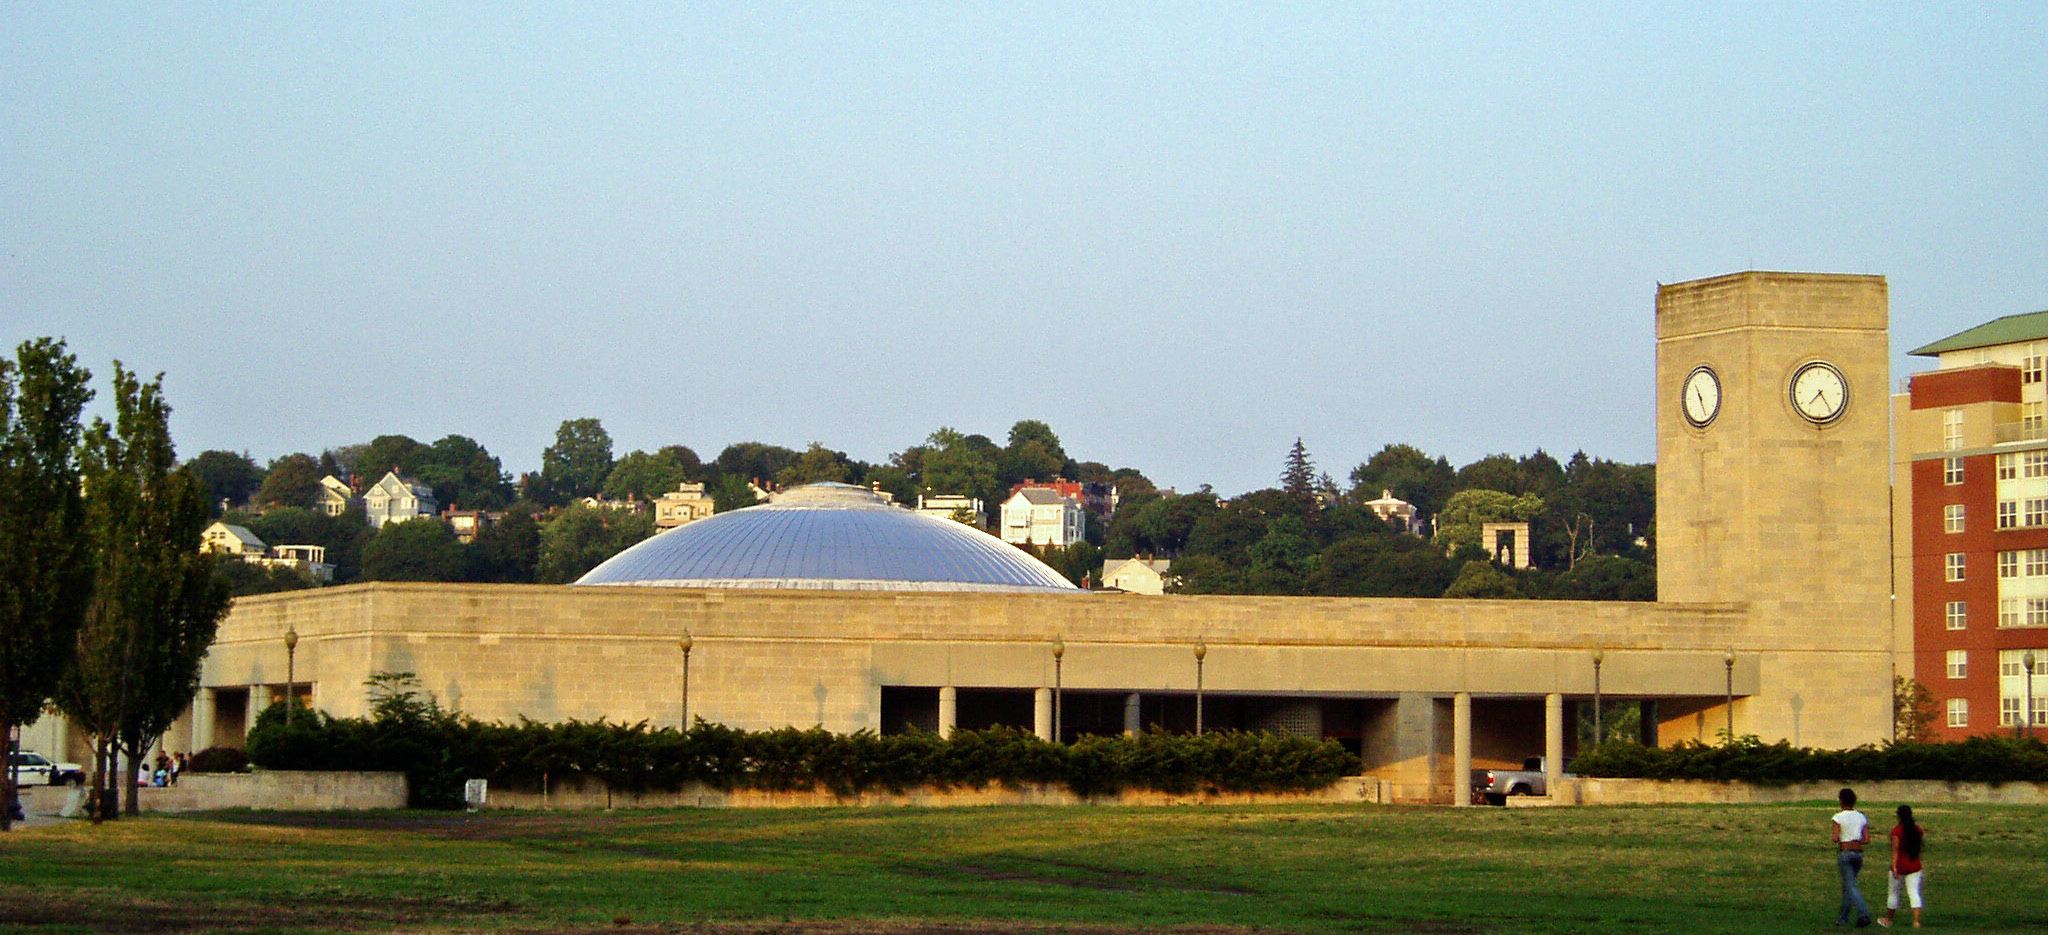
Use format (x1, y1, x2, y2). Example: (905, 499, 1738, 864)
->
(7, 4, 2046, 497)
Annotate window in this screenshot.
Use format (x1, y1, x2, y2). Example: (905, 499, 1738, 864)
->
(1995, 551, 2014, 578)
(1999, 500, 2018, 529)
(2002, 598, 2021, 628)
(1951, 553, 1969, 581)
(1945, 504, 1966, 533)
(2028, 450, 2048, 478)
(1944, 409, 1966, 449)
(2027, 353, 2045, 385)
(2028, 549, 2048, 577)
(1998, 452, 2019, 480)
(2002, 696, 2021, 727)
(1947, 601, 1967, 630)
(2032, 599, 2048, 628)
(1946, 457, 1965, 485)
(2001, 651, 2048, 677)
(2029, 499, 2048, 528)
(1948, 698, 1969, 727)
(2027, 402, 2046, 435)
(1947, 650, 1968, 679)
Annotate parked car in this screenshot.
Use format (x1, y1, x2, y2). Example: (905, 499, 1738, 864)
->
(9, 751, 86, 786)
(1471, 755, 1572, 805)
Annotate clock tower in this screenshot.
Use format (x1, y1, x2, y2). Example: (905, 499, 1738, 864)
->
(1656, 272, 1892, 629)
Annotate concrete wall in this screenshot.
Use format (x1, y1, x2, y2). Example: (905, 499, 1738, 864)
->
(192, 581, 1884, 749)
(16, 771, 407, 816)
(1571, 777, 2048, 806)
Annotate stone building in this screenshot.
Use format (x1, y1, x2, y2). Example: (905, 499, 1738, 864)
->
(26, 271, 1902, 804)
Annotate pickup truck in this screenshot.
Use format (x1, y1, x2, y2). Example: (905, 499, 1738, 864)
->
(1471, 756, 1571, 805)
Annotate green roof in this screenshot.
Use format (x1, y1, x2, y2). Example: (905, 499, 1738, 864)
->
(1910, 310, 2048, 357)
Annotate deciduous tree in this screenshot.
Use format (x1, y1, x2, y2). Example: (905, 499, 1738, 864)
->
(184, 450, 263, 515)
(56, 364, 230, 819)
(254, 453, 324, 509)
(536, 505, 655, 583)
(0, 339, 94, 832)
(540, 418, 614, 504)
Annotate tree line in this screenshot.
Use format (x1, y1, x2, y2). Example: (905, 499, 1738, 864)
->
(1, 339, 229, 829)
(194, 412, 1655, 601)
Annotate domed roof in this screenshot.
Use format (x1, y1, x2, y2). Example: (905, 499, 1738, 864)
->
(573, 482, 1081, 593)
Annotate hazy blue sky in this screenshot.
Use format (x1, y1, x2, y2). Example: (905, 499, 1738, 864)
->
(8, 4, 2045, 496)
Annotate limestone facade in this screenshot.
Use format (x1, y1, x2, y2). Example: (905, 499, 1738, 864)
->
(106, 271, 1900, 806)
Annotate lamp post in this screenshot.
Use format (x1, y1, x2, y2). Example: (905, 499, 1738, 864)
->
(1723, 650, 1736, 741)
(1052, 637, 1065, 744)
(679, 631, 694, 729)
(283, 628, 299, 726)
(2026, 650, 2038, 740)
(1591, 649, 1605, 747)
(1194, 639, 1207, 736)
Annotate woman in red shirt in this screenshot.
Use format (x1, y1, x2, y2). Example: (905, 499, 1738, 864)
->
(1880, 805, 1925, 928)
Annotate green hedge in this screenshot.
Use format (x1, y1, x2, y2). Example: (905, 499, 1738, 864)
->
(1571, 734, 2048, 785)
(245, 703, 1359, 808)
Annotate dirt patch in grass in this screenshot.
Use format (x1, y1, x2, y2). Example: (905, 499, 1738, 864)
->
(504, 922, 1321, 935)
(895, 855, 1259, 896)
(0, 889, 513, 934)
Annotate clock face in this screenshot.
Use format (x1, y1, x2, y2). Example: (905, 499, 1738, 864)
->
(1682, 365, 1721, 428)
(1789, 360, 1849, 425)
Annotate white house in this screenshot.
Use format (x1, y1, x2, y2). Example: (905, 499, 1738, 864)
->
(362, 471, 438, 527)
(201, 522, 334, 583)
(654, 482, 717, 528)
(999, 486, 1086, 547)
(1100, 557, 1174, 595)
(318, 475, 357, 517)
(1364, 489, 1423, 536)
(202, 522, 268, 558)
(915, 493, 984, 528)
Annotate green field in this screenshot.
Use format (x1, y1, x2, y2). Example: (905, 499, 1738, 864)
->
(2, 801, 2042, 935)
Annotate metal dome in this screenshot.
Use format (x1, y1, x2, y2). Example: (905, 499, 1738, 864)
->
(573, 482, 1080, 593)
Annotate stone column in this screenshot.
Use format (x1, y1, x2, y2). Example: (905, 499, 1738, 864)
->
(1452, 692, 1472, 807)
(191, 688, 216, 753)
(1545, 692, 1565, 793)
(1123, 693, 1142, 736)
(247, 685, 272, 737)
(938, 686, 957, 739)
(1033, 688, 1053, 741)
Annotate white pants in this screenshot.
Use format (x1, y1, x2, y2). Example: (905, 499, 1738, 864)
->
(1888, 870, 1924, 910)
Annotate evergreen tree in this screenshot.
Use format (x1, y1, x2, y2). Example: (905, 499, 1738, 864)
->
(0, 339, 95, 832)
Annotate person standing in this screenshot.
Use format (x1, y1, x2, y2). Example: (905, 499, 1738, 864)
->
(1832, 787, 1875, 927)
(1880, 805, 1925, 928)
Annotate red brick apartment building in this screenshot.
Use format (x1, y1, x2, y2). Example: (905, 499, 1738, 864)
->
(1897, 311, 2048, 738)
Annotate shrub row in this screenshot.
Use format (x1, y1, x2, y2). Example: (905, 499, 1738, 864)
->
(1572, 734, 2048, 785)
(245, 704, 1360, 808)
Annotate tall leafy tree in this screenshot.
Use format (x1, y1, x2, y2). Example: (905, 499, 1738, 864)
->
(355, 434, 428, 481)
(604, 445, 700, 501)
(56, 364, 230, 819)
(1348, 443, 1457, 519)
(999, 419, 1070, 487)
(359, 518, 469, 582)
(539, 418, 614, 504)
(536, 505, 656, 583)
(712, 441, 798, 487)
(415, 434, 511, 509)
(920, 427, 999, 503)
(183, 450, 263, 515)
(0, 339, 94, 832)
(775, 442, 852, 487)
(253, 452, 323, 509)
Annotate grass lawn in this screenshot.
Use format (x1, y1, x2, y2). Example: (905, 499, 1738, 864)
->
(2, 800, 2043, 935)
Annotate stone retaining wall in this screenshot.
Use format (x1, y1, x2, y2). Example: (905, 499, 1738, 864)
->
(1566, 778, 2048, 806)
(47, 771, 412, 814)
